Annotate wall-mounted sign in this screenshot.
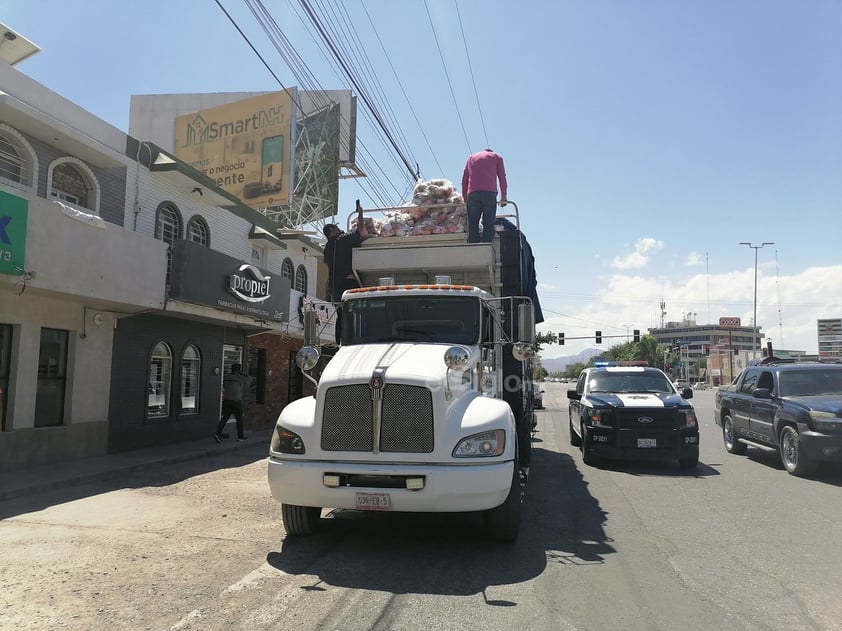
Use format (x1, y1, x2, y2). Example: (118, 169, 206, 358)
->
(229, 265, 271, 303)
(169, 240, 289, 322)
(0, 189, 28, 276)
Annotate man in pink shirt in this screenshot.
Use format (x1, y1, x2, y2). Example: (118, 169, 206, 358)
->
(461, 148, 508, 243)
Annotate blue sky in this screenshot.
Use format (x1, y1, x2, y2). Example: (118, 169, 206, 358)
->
(4, 0, 841, 357)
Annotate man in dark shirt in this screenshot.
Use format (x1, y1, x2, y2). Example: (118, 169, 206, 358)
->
(323, 201, 369, 344)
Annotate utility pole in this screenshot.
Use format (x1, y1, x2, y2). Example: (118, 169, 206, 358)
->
(739, 241, 774, 359)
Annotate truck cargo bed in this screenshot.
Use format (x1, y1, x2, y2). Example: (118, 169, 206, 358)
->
(352, 233, 501, 293)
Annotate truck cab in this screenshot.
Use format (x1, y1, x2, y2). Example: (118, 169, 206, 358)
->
(267, 214, 542, 542)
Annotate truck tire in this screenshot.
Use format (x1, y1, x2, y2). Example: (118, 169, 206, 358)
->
(779, 425, 816, 477)
(485, 459, 521, 543)
(581, 422, 597, 466)
(721, 413, 747, 455)
(281, 504, 321, 536)
(569, 417, 582, 447)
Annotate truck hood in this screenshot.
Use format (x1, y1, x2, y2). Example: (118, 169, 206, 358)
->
(584, 392, 691, 409)
(320, 343, 472, 384)
(783, 395, 842, 414)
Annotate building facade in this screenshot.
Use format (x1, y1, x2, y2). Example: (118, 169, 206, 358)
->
(0, 49, 332, 471)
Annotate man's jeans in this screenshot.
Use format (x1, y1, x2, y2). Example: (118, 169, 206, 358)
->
(467, 191, 498, 243)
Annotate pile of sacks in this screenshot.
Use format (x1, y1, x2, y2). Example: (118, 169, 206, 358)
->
(354, 178, 468, 237)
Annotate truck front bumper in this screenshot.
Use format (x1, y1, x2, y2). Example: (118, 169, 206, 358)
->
(797, 431, 842, 462)
(267, 457, 514, 512)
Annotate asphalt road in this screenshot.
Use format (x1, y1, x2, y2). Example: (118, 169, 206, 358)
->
(2, 383, 841, 630)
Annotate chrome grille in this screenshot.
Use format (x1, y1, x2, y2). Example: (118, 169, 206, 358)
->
(321, 385, 373, 451)
(380, 385, 434, 452)
(321, 384, 435, 453)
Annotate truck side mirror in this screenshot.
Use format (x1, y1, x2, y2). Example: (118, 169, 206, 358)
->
(518, 303, 535, 344)
(303, 309, 320, 347)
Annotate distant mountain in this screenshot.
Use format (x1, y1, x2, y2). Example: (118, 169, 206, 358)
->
(540, 348, 603, 373)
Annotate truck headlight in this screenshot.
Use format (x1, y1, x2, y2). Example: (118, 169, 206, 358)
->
(272, 425, 306, 454)
(587, 408, 612, 428)
(811, 410, 842, 432)
(453, 430, 505, 457)
(679, 409, 697, 428)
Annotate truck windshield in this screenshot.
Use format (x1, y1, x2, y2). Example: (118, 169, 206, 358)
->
(341, 296, 481, 346)
(777, 370, 842, 397)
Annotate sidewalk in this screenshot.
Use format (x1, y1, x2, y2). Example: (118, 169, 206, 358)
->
(0, 428, 273, 502)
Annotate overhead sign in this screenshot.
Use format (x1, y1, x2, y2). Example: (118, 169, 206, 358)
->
(719, 317, 741, 327)
(0, 189, 28, 276)
(174, 91, 295, 209)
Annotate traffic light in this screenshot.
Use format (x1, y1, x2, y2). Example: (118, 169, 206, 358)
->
(559, 332, 565, 345)
(595, 330, 602, 344)
(633, 329, 640, 343)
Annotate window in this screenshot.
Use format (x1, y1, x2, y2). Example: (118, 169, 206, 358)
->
(0, 125, 37, 191)
(251, 244, 266, 267)
(35, 328, 68, 427)
(0, 134, 23, 182)
(156, 203, 182, 286)
(294, 264, 308, 293)
(186, 216, 209, 246)
(47, 158, 99, 213)
(180, 345, 201, 414)
(281, 258, 294, 282)
(156, 203, 182, 244)
(148, 342, 172, 418)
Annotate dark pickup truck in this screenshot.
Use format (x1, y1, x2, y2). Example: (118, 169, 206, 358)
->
(715, 361, 842, 476)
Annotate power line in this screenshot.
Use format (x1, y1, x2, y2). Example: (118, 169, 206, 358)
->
(454, 1, 489, 149)
(359, 0, 445, 178)
(423, 0, 472, 153)
(298, 0, 419, 180)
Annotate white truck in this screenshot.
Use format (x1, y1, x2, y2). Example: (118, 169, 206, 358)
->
(267, 204, 543, 542)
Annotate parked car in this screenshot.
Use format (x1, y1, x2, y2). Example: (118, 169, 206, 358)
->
(715, 361, 842, 476)
(567, 366, 698, 468)
(533, 382, 544, 409)
(692, 381, 708, 390)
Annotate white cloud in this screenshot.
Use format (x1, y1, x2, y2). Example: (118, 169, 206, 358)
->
(537, 264, 842, 359)
(610, 238, 664, 270)
(684, 252, 704, 267)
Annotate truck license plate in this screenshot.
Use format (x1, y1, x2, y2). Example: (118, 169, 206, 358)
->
(637, 438, 657, 448)
(355, 492, 391, 511)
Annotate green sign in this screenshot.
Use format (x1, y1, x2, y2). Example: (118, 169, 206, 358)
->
(0, 189, 28, 276)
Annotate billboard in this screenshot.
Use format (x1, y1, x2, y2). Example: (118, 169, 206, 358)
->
(174, 92, 295, 208)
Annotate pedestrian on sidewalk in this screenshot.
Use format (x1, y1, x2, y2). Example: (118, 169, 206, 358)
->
(215, 363, 251, 442)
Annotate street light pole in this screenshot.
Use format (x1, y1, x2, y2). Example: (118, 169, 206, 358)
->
(739, 241, 774, 359)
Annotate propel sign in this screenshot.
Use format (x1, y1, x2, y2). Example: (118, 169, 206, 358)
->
(229, 264, 272, 303)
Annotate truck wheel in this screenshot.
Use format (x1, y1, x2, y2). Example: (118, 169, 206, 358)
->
(569, 417, 582, 447)
(485, 459, 521, 543)
(722, 414, 747, 455)
(281, 504, 321, 536)
(779, 425, 816, 477)
(581, 423, 597, 466)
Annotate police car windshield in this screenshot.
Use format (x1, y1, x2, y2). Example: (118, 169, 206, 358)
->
(588, 373, 674, 394)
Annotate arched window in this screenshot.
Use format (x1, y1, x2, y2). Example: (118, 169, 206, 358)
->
(281, 258, 294, 282)
(294, 264, 308, 293)
(155, 203, 182, 245)
(186, 215, 209, 246)
(47, 157, 100, 214)
(180, 344, 201, 414)
(147, 342, 172, 418)
(0, 124, 37, 191)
